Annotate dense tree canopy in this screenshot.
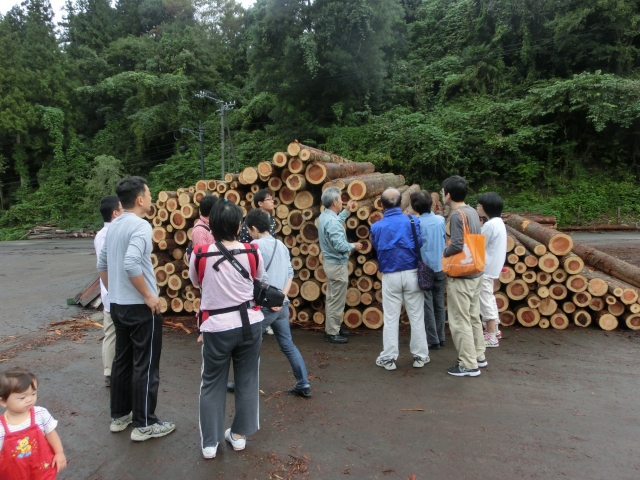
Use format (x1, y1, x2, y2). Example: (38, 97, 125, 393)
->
(1, 0, 640, 236)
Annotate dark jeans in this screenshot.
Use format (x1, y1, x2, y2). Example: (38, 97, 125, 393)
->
(200, 322, 262, 448)
(424, 271, 447, 345)
(110, 303, 163, 428)
(262, 305, 309, 390)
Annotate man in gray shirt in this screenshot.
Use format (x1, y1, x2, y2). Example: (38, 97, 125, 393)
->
(97, 176, 175, 441)
(441, 175, 487, 377)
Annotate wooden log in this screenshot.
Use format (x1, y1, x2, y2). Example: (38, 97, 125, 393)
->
(157, 208, 171, 222)
(572, 240, 640, 289)
(152, 227, 170, 243)
(158, 191, 177, 203)
(505, 225, 547, 255)
(300, 222, 318, 243)
(537, 286, 550, 298)
(181, 203, 199, 219)
(343, 308, 363, 329)
(522, 270, 537, 284)
(167, 274, 182, 291)
(524, 254, 538, 268)
(573, 309, 592, 327)
(291, 257, 304, 270)
(275, 204, 289, 220)
(493, 279, 501, 293)
(151, 252, 171, 268)
(507, 253, 519, 265)
(169, 211, 187, 230)
(216, 182, 228, 194)
(580, 267, 639, 303)
(298, 268, 311, 281)
(288, 279, 301, 298)
(494, 292, 509, 312)
(368, 211, 384, 225)
(526, 294, 541, 309)
(516, 306, 540, 327)
(505, 215, 573, 255)
(300, 280, 321, 301)
(314, 266, 327, 282)
(550, 311, 570, 329)
(562, 301, 577, 314)
(538, 297, 558, 316)
(362, 304, 384, 329)
(152, 217, 164, 227)
(624, 313, 640, 330)
(499, 310, 516, 327)
(506, 235, 516, 253)
(287, 209, 304, 230)
(597, 312, 618, 331)
(537, 271, 552, 285)
(307, 243, 321, 257)
(287, 142, 349, 163)
(356, 276, 373, 293)
(279, 186, 296, 205)
(305, 255, 320, 271)
(630, 303, 640, 314)
(155, 267, 168, 287)
(608, 300, 625, 316)
(513, 243, 527, 257)
(589, 296, 605, 312)
(195, 180, 208, 192)
(572, 291, 592, 308)
(566, 274, 588, 293)
(170, 297, 183, 313)
(499, 267, 516, 284)
(362, 259, 378, 276)
(159, 239, 179, 251)
(604, 293, 617, 305)
(178, 192, 194, 207)
(552, 269, 568, 283)
(560, 253, 584, 275)
(273, 151, 290, 167)
(268, 177, 283, 191)
(505, 279, 529, 300)
(548, 283, 568, 300)
(514, 262, 527, 274)
(538, 253, 560, 273)
(224, 173, 238, 183)
(305, 161, 375, 185)
(159, 296, 169, 314)
(257, 161, 276, 177)
(355, 225, 370, 240)
(207, 180, 218, 191)
(285, 174, 306, 191)
(297, 308, 313, 323)
(539, 317, 550, 329)
(347, 174, 405, 200)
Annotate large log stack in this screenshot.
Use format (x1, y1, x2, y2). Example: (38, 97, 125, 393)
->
(145, 141, 432, 330)
(497, 215, 640, 331)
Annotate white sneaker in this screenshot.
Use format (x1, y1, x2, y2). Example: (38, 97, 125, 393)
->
(131, 420, 176, 441)
(413, 355, 430, 368)
(375, 358, 397, 370)
(265, 326, 274, 335)
(110, 412, 132, 432)
(202, 443, 218, 459)
(225, 428, 246, 451)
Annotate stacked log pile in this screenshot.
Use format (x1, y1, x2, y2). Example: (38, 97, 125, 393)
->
(27, 222, 95, 240)
(145, 141, 432, 330)
(496, 215, 640, 331)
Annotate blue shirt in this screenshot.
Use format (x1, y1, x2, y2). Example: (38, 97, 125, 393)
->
(370, 207, 422, 273)
(418, 212, 446, 273)
(318, 209, 354, 265)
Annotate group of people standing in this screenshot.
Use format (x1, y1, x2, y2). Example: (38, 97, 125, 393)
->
(318, 176, 507, 378)
(92, 172, 506, 462)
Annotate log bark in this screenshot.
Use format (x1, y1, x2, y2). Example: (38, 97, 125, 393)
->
(305, 161, 375, 185)
(347, 174, 405, 200)
(571, 241, 640, 289)
(505, 225, 547, 255)
(505, 216, 572, 255)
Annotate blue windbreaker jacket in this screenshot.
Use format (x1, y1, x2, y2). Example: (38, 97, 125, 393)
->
(370, 207, 422, 273)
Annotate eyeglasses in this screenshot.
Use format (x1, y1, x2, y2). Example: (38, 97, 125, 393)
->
(264, 197, 274, 202)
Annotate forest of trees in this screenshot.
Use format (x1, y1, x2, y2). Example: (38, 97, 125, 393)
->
(1, 0, 640, 238)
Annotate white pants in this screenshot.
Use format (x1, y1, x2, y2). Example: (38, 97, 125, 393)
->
(103, 310, 116, 376)
(378, 269, 429, 361)
(479, 275, 500, 321)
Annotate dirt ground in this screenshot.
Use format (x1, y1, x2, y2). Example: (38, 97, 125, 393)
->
(1, 236, 640, 480)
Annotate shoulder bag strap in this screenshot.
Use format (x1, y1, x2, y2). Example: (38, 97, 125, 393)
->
(265, 239, 278, 272)
(407, 215, 421, 260)
(457, 208, 471, 235)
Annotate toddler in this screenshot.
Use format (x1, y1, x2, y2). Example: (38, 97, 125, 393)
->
(0, 368, 66, 479)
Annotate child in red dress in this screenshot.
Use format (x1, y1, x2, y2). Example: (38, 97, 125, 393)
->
(0, 368, 66, 479)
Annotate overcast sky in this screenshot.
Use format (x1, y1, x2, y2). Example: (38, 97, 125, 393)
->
(0, 0, 255, 22)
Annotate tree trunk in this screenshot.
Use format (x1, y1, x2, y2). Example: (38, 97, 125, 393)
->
(505, 216, 573, 255)
(571, 241, 640, 289)
(516, 305, 540, 327)
(362, 304, 384, 329)
(343, 308, 363, 328)
(305, 161, 375, 184)
(347, 174, 406, 200)
(505, 225, 547, 255)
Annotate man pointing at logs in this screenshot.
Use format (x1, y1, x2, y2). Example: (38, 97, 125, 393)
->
(318, 187, 363, 344)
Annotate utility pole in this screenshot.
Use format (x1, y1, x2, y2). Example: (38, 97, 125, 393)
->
(194, 90, 236, 180)
(179, 122, 205, 179)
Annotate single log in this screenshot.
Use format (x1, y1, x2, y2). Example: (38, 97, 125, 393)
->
(400, 185, 421, 211)
(524, 254, 539, 268)
(499, 310, 516, 327)
(537, 286, 550, 298)
(360, 292, 374, 306)
(507, 253, 519, 265)
(363, 260, 378, 276)
(597, 312, 618, 331)
(514, 262, 527, 274)
(169, 211, 187, 230)
(566, 274, 588, 293)
(572, 240, 640, 289)
(167, 274, 182, 291)
(604, 294, 617, 305)
(550, 311, 570, 330)
(273, 152, 290, 167)
(506, 279, 529, 300)
(500, 267, 516, 284)
(155, 267, 168, 287)
(493, 279, 501, 293)
(562, 301, 577, 314)
(291, 257, 304, 270)
(145, 204, 157, 220)
(513, 243, 527, 257)
(285, 174, 307, 191)
(307, 243, 321, 257)
(159, 239, 179, 251)
(356, 276, 373, 293)
(170, 297, 183, 313)
(573, 309, 592, 327)
(539, 317, 550, 329)
(624, 313, 640, 330)
(207, 180, 218, 191)
(494, 292, 509, 312)
(537, 271, 552, 285)
(181, 203, 199, 219)
(178, 192, 194, 207)
(152, 217, 164, 227)
(362, 304, 384, 329)
(505, 215, 573, 255)
(300, 222, 318, 243)
(560, 253, 584, 275)
(355, 225, 371, 239)
(216, 182, 228, 194)
(589, 296, 605, 312)
(368, 211, 384, 225)
(526, 294, 541, 309)
(548, 283, 568, 300)
(224, 173, 238, 183)
(158, 191, 177, 203)
(608, 300, 625, 316)
(538, 253, 560, 273)
(152, 227, 170, 243)
(522, 270, 537, 284)
(275, 204, 289, 219)
(164, 260, 186, 276)
(538, 297, 558, 316)
(195, 180, 208, 191)
(312, 308, 325, 325)
(343, 308, 363, 329)
(300, 280, 321, 301)
(292, 191, 314, 210)
(287, 142, 349, 163)
(506, 235, 516, 253)
(347, 174, 405, 200)
(516, 306, 541, 327)
(286, 157, 304, 175)
(288, 279, 301, 298)
(279, 186, 296, 205)
(268, 177, 283, 191)
(630, 303, 640, 314)
(305, 255, 320, 271)
(552, 269, 568, 283)
(157, 208, 171, 222)
(505, 225, 547, 255)
(305, 161, 375, 185)
(151, 252, 171, 268)
(298, 268, 311, 281)
(287, 209, 304, 230)
(159, 297, 169, 314)
(572, 291, 592, 308)
(224, 190, 242, 205)
(375, 289, 383, 303)
(314, 266, 327, 282)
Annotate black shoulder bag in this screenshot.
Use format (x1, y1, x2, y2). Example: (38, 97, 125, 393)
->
(408, 216, 435, 291)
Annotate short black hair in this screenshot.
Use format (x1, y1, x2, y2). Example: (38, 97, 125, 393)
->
(115, 176, 147, 209)
(477, 192, 503, 218)
(253, 189, 271, 207)
(410, 190, 433, 215)
(0, 368, 37, 400)
(209, 199, 243, 241)
(245, 208, 270, 233)
(381, 189, 401, 209)
(99, 195, 121, 223)
(442, 175, 468, 202)
(199, 194, 218, 217)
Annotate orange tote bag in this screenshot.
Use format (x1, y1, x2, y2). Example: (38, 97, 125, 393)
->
(442, 209, 486, 277)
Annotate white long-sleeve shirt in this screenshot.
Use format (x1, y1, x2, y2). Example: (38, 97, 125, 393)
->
(94, 223, 111, 312)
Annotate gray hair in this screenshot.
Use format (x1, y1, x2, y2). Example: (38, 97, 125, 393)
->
(381, 188, 402, 209)
(321, 186, 342, 208)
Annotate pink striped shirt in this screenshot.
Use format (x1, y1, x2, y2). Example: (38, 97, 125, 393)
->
(189, 241, 264, 332)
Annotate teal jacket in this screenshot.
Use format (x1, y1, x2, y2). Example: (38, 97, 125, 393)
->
(317, 209, 354, 265)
